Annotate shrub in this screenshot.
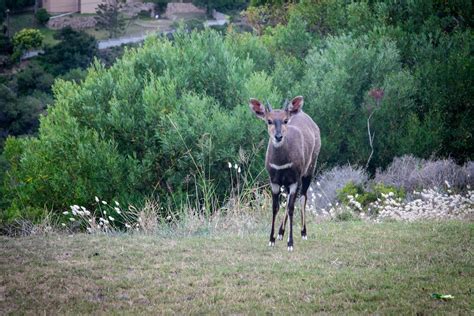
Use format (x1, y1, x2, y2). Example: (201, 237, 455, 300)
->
(225, 31, 272, 72)
(35, 8, 50, 25)
(311, 165, 368, 212)
(40, 27, 98, 76)
(299, 34, 416, 168)
(374, 155, 424, 190)
(414, 159, 466, 191)
(12, 29, 43, 60)
(15, 63, 54, 95)
(463, 161, 474, 187)
(375, 155, 470, 192)
(1, 29, 264, 220)
(336, 181, 404, 212)
(334, 207, 358, 222)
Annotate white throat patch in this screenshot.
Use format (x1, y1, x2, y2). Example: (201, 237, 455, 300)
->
(272, 140, 284, 148)
(269, 162, 293, 170)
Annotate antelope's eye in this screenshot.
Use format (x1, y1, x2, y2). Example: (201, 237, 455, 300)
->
(267, 120, 273, 125)
(283, 119, 289, 124)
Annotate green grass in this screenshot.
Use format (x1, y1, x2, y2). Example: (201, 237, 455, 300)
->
(9, 13, 59, 46)
(0, 221, 472, 314)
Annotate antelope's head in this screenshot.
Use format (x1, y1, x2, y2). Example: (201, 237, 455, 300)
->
(249, 96, 304, 147)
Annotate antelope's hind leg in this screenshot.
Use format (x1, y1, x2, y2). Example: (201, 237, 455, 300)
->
(300, 176, 312, 240)
(277, 211, 288, 240)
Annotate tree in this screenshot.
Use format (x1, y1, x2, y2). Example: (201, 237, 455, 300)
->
(40, 27, 98, 75)
(95, 0, 127, 39)
(12, 28, 43, 61)
(35, 8, 50, 25)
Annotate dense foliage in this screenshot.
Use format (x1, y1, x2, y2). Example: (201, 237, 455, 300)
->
(40, 27, 98, 76)
(95, 0, 126, 39)
(12, 28, 43, 59)
(1, 1, 473, 222)
(0, 29, 98, 154)
(34, 8, 50, 26)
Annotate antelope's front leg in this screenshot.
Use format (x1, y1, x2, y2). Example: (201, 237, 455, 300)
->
(269, 183, 281, 247)
(287, 183, 298, 251)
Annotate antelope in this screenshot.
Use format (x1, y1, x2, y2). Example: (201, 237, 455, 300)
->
(249, 96, 321, 251)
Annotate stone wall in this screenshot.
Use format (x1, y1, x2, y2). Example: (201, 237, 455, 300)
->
(164, 2, 205, 19)
(48, 15, 97, 30)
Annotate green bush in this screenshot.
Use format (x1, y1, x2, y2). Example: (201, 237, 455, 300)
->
(337, 181, 405, 211)
(12, 28, 43, 60)
(40, 27, 98, 76)
(2, 3, 473, 223)
(35, 8, 50, 25)
(16, 63, 54, 95)
(1, 29, 263, 220)
(299, 34, 411, 168)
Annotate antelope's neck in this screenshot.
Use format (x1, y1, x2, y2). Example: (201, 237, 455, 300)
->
(267, 139, 291, 166)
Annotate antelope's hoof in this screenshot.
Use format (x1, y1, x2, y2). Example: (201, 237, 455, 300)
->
(302, 235, 308, 240)
(287, 246, 294, 252)
(268, 241, 275, 247)
(277, 234, 283, 240)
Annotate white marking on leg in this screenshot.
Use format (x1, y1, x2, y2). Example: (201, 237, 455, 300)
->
(288, 246, 293, 252)
(302, 235, 308, 240)
(268, 241, 275, 247)
(270, 183, 280, 195)
(269, 162, 293, 170)
(288, 183, 298, 194)
(277, 234, 283, 240)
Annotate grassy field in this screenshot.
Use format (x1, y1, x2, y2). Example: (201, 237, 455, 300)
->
(0, 221, 472, 314)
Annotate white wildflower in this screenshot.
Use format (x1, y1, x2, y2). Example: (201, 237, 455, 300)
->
(115, 201, 120, 206)
(101, 200, 107, 205)
(61, 223, 66, 227)
(227, 162, 232, 169)
(166, 215, 172, 220)
(125, 223, 131, 228)
(95, 196, 99, 202)
(238, 167, 241, 173)
(234, 163, 238, 169)
(69, 218, 75, 222)
(108, 216, 115, 221)
(316, 182, 321, 187)
(63, 211, 69, 215)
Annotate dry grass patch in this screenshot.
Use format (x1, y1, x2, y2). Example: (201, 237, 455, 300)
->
(0, 221, 472, 314)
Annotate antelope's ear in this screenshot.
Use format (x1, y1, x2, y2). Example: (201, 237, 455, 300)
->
(249, 98, 265, 119)
(287, 96, 304, 116)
